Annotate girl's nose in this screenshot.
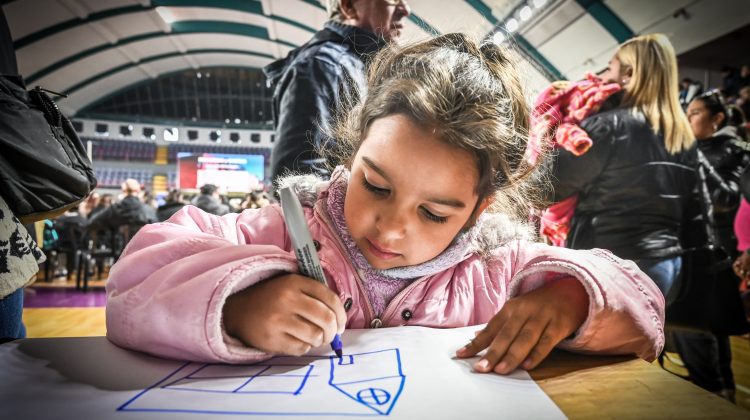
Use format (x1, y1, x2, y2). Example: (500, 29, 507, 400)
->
(375, 207, 407, 241)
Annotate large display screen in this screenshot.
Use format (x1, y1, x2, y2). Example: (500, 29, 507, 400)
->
(177, 153, 264, 193)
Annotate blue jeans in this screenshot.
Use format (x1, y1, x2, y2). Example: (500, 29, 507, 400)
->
(0, 288, 26, 341)
(633, 256, 682, 305)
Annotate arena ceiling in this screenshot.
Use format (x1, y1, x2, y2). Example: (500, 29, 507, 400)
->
(3, 0, 749, 118)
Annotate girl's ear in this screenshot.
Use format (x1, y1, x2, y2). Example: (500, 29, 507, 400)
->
(462, 196, 493, 230)
(339, 0, 359, 20)
(713, 112, 726, 129)
(476, 196, 492, 216)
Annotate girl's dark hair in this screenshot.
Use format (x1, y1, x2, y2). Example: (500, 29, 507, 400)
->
(694, 91, 749, 140)
(694, 90, 729, 128)
(328, 33, 546, 225)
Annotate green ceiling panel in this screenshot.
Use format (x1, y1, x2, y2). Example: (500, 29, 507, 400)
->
(575, 0, 633, 43)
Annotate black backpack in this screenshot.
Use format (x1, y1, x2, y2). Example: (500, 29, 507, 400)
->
(0, 75, 97, 224)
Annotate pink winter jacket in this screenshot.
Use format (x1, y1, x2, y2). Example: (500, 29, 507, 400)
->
(106, 175, 665, 364)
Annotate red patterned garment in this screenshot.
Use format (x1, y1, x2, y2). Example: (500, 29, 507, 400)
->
(527, 73, 621, 246)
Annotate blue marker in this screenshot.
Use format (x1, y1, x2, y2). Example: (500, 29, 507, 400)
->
(279, 186, 343, 359)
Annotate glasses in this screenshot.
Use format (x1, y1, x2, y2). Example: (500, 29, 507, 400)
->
(697, 89, 726, 105)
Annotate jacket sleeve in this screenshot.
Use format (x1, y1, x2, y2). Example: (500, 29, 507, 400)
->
(106, 205, 299, 363)
(86, 205, 114, 232)
(550, 114, 615, 201)
(491, 241, 665, 361)
(270, 59, 342, 180)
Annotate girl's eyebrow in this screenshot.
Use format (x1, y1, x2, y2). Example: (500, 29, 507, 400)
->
(362, 156, 390, 181)
(361, 156, 467, 209)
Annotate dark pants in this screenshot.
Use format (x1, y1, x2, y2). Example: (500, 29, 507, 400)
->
(0, 288, 25, 341)
(671, 330, 734, 393)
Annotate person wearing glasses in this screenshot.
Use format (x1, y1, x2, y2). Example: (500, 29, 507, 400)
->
(673, 90, 750, 402)
(264, 0, 411, 184)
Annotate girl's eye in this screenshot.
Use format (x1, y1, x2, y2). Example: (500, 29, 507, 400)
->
(420, 207, 448, 224)
(362, 178, 389, 196)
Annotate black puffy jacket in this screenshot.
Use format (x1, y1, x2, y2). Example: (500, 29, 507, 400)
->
(551, 95, 698, 260)
(693, 126, 750, 253)
(87, 196, 156, 233)
(264, 21, 386, 182)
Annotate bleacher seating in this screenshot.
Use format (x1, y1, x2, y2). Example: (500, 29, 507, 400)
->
(83, 137, 157, 162)
(94, 167, 153, 188)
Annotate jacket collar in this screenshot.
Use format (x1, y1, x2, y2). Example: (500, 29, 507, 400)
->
(322, 20, 387, 59)
(263, 21, 386, 87)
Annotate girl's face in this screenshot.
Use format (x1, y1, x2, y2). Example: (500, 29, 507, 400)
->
(686, 99, 724, 140)
(344, 114, 488, 270)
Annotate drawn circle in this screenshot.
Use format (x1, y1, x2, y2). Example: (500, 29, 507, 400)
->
(356, 388, 391, 406)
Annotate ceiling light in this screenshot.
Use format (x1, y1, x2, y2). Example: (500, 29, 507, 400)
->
(519, 6, 532, 21)
(533, 0, 547, 8)
(505, 18, 518, 33)
(492, 31, 506, 45)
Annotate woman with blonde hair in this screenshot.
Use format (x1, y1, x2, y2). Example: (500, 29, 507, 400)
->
(549, 33, 696, 301)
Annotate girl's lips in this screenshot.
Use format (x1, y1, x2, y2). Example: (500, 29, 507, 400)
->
(366, 238, 401, 260)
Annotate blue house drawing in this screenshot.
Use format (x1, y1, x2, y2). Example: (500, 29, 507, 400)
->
(119, 349, 406, 416)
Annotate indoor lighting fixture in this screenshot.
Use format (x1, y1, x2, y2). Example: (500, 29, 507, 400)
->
(492, 31, 506, 45)
(519, 5, 532, 21)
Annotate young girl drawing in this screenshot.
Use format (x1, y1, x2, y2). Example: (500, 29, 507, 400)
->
(106, 34, 664, 375)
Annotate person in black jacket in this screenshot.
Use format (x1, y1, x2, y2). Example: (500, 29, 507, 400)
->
(687, 92, 750, 253)
(671, 91, 750, 401)
(191, 184, 230, 216)
(264, 0, 411, 183)
(87, 179, 157, 236)
(550, 34, 697, 301)
(157, 189, 187, 222)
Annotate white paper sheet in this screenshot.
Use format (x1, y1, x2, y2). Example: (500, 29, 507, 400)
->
(0, 326, 565, 419)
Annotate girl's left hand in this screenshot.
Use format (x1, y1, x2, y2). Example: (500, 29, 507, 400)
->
(455, 277, 589, 374)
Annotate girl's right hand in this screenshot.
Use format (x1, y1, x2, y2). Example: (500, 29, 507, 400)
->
(222, 274, 346, 356)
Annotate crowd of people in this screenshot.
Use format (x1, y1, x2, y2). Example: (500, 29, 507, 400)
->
(40, 180, 275, 279)
(2, 0, 750, 409)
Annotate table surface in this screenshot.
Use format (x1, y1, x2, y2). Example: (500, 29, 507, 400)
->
(6, 328, 749, 419)
(531, 350, 748, 419)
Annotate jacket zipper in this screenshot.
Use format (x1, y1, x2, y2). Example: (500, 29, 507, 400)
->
(314, 199, 376, 325)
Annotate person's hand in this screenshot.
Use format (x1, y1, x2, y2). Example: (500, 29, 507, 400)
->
(222, 274, 346, 356)
(455, 277, 589, 374)
(733, 250, 750, 285)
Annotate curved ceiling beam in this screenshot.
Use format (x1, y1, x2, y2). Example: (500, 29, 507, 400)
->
(464, 0, 564, 80)
(13, 0, 319, 49)
(407, 14, 440, 36)
(575, 0, 633, 43)
(26, 21, 281, 84)
(58, 53, 270, 115)
(75, 64, 267, 120)
(65, 48, 273, 96)
(13, 3, 153, 49)
(21, 0, 436, 85)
